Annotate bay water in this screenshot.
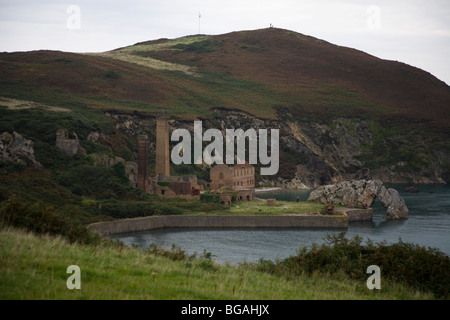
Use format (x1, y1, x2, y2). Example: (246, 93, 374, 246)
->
(112, 184, 450, 264)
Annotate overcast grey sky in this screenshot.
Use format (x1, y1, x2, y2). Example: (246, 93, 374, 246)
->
(1, 0, 449, 84)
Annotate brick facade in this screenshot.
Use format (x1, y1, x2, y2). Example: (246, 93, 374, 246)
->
(210, 162, 255, 191)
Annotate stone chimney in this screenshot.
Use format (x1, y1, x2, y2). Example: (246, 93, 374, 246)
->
(155, 111, 170, 177)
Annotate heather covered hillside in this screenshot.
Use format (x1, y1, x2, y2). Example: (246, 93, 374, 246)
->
(1, 28, 450, 192)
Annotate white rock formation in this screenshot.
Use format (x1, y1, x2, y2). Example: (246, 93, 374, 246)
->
(307, 179, 408, 219)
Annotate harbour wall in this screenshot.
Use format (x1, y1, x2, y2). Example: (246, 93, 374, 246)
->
(87, 209, 371, 236)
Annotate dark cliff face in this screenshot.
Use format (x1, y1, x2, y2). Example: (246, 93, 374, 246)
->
(106, 110, 449, 188)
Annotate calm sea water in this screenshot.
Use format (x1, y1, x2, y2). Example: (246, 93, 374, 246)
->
(112, 184, 450, 264)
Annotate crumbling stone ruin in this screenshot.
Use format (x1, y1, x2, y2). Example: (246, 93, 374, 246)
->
(56, 129, 86, 156)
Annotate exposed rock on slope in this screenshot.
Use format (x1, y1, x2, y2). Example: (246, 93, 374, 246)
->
(0, 132, 41, 167)
(307, 179, 408, 219)
(104, 109, 448, 189)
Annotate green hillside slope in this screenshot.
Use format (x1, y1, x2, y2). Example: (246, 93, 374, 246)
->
(1, 28, 449, 197)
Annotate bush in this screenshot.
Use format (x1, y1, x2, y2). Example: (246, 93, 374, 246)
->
(200, 193, 220, 203)
(157, 181, 171, 187)
(153, 203, 183, 215)
(54, 164, 130, 198)
(98, 200, 155, 219)
(0, 161, 26, 175)
(0, 196, 100, 245)
(256, 233, 450, 299)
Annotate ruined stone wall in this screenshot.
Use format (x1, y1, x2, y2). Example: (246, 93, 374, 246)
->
(210, 164, 234, 190)
(137, 135, 149, 192)
(236, 189, 254, 201)
(56, 129, 86, 156)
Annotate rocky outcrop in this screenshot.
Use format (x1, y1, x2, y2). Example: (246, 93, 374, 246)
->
(376, 186, 409, 219)
(0, 131, 41, 167)
(307, 180, 382, 208)
(307, 179, 408, 219)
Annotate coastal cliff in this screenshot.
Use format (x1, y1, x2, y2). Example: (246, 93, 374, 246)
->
(105, 110, 449, 189)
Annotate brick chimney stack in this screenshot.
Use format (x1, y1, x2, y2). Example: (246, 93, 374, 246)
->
(155, 111, 170, 177)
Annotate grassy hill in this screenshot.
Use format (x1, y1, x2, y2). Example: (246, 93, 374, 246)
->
(2, 28, 450, 123)
(0, 227, 436, 300)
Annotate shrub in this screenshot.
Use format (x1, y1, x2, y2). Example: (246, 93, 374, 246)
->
(54, 164, 131, 198)
(0, 161, 26, 175)
(98, 200, 155, 219)
(153, 203, 183, 215)
(200, 193, 220, 203)
(257, 233, 450, 299)
(0, 196, 100, 245)
(157, 181, 171, 187)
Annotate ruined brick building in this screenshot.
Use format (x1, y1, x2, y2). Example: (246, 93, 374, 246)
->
(137, 111, 201, 199)
(210, 163, 255, 191)
(210, 162, 255, 202)
(137, 111, 255, 202)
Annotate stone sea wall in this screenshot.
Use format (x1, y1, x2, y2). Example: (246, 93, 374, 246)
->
(88, 214, 354, 236)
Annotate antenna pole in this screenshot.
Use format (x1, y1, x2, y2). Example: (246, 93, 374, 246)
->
(198, 11, 201, 34)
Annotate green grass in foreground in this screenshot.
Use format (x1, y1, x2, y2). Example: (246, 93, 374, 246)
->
(0, 227, 432, 300)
